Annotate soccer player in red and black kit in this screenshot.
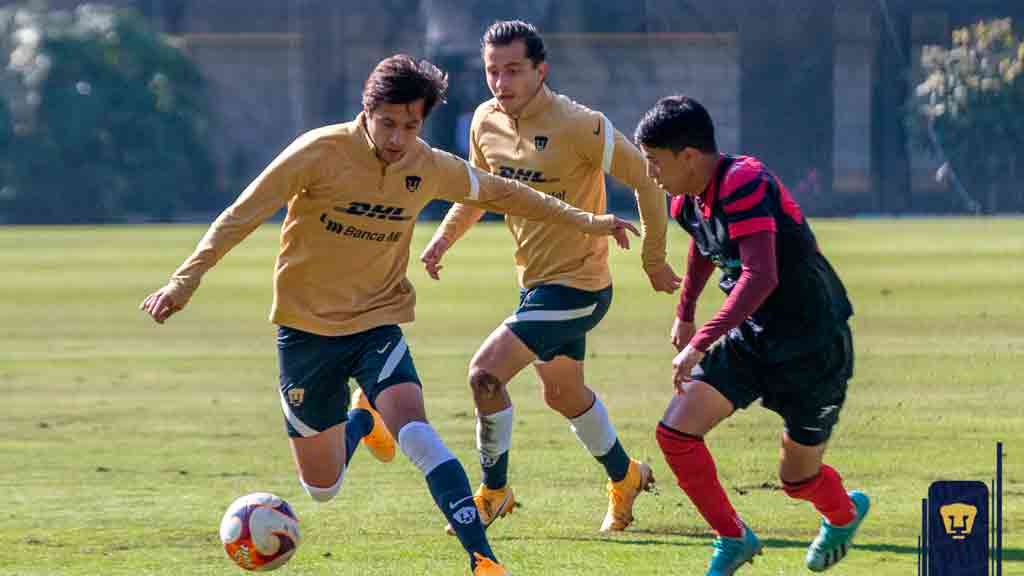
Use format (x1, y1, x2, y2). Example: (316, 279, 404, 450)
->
(634, 95, 870, 575)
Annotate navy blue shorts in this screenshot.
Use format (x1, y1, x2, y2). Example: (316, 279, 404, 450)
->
(276, 324, 420, 438)
(503, 284, 612, 362)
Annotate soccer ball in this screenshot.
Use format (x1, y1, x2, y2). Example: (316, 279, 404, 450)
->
(219, 492, 301, 571)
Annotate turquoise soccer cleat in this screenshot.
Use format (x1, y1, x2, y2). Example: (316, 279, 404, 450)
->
(806, 490, 871, 572)
(706, 523, 763, 576)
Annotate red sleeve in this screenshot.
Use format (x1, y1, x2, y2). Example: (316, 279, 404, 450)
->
(677, 239, 714, 322)
(688, 231, 779, 351)
(719, 157, 778, 239)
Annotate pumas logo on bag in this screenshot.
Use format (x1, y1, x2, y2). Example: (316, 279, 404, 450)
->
(405, 175, 422, 193)
(940, 502, 978, 540)
(534, 135, 549, 151)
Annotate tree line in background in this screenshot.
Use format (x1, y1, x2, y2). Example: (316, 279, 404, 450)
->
(908, 18, 1024, 213)
(0, 3, 1021, 223)
(0, 3, 217, 224)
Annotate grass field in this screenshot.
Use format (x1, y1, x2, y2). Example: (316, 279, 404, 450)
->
(1, 219, 1021, 575)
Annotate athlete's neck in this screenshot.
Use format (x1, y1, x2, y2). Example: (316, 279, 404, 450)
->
(692, 153, 721, 197)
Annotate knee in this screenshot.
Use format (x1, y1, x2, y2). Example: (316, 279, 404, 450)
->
(468, 367, 504, 398)
(301, 471, 344, 502)
(779, 436, 825, 487)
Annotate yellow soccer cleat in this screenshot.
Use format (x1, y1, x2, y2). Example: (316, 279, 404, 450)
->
(600, 459, 655, 532)
(473, 552, 510, 575)
(351, 388, 395, 463)
(446, 484, 517, 535)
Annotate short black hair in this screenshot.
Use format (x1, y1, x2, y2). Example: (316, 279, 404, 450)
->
(482, 20, 546, 66)
(634, 95, 717, 154)
(362, 54, 449, 118)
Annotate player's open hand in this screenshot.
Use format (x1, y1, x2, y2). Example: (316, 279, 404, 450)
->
(670, 318, 695, 351)
(609, 216, 640, 250)
(140, 284, 184, 324)
(647, 262, 682, 294)
(420, 236, 450, 280)
(671, 344, 704, 394)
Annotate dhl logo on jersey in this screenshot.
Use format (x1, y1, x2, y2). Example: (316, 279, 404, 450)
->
(497, 166, 560, 184)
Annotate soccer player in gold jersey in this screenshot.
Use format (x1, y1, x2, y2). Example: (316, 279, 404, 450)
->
(140, 54, 637, 576)
(421, 20, 680, 534)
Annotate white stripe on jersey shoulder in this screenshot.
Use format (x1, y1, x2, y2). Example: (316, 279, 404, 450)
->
(599, 113, 614, 173)
(279, 392, 319, 438)
(504, 303, 598, 324)
(463, 160, 480, 200)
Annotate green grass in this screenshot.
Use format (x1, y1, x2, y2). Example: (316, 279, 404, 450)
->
(0, 218, 1021, 575)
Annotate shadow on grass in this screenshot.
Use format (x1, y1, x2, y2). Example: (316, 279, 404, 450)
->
(758, 539, 1024, 562)
(498, 531, 1024, 563)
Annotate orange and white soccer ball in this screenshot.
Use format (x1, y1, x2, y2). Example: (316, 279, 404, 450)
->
(219, 492, 301, 571)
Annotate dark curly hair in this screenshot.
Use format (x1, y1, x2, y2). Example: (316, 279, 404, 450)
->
(362, 54, 449, 118)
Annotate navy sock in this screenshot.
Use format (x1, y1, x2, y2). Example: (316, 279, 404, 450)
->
(482, 451, 509, 490)
(597, 439, 630, 482)
(426, 458, 495, 568)
(344, 408, 374, 464)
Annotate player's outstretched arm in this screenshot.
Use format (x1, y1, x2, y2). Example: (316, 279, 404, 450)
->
(433, 151, 639, 245)
(140, 132, 324, 324)
(577, 112, 680, 292)
(611, 128, 679, 292)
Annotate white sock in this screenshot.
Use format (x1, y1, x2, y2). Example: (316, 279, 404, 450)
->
(398, 421, 456, 476)
(476, 406, 513, 467)
(300, 469, 344, 502)
(569, 397, 618, 457)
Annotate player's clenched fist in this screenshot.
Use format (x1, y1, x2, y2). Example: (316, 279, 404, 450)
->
(140, 284, 184, 324)
(647, 261, 682, 294)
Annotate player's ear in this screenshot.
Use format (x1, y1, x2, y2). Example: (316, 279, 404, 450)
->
(537, 61, 549, 83)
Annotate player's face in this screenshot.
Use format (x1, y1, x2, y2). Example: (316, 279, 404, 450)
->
(642, 146, 700, 197)
(364, 100, 425, 164)
(483, 41, 548, 116)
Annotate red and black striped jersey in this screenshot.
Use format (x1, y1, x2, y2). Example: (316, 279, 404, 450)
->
(672, 155, 852, 357)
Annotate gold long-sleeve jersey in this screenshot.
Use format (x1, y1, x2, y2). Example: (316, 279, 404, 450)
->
(164, 113, 616, 337)
(436, 85, 668, 291)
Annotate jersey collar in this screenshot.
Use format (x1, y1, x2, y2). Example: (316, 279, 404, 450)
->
(355, 111, 382, 165)
(698, 154, 728, 218)
(517, 83, 553, 120)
